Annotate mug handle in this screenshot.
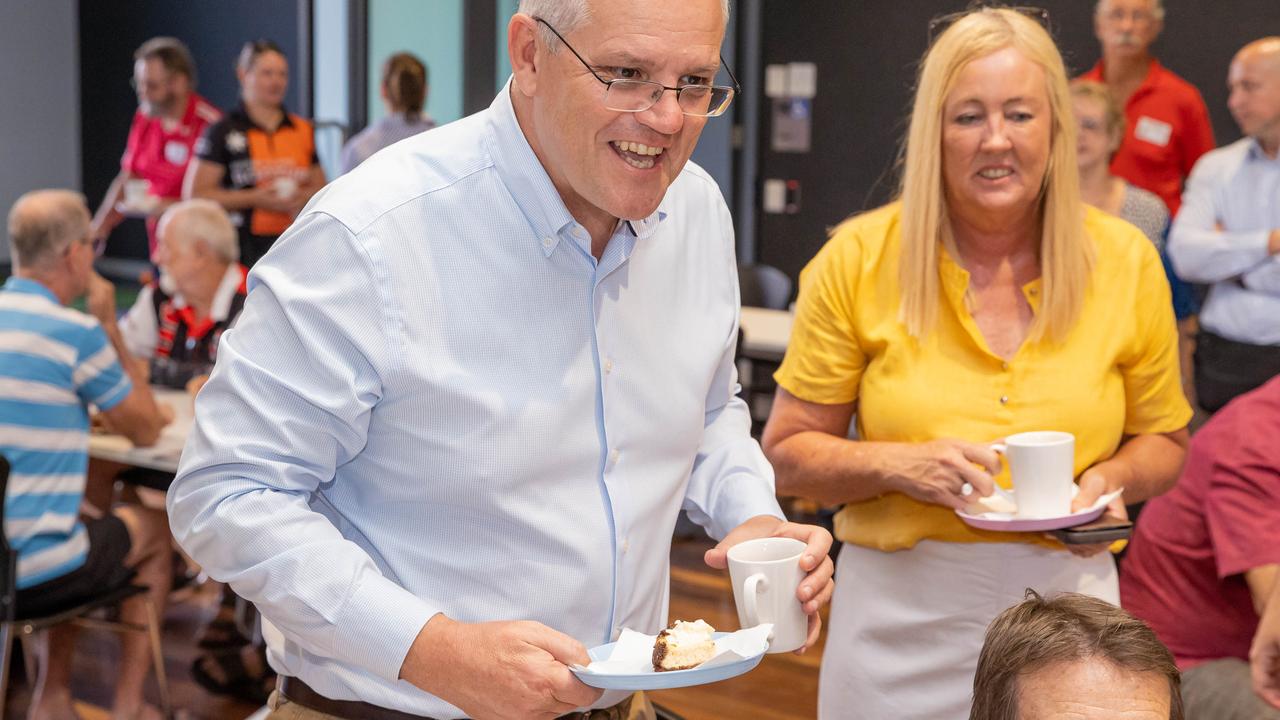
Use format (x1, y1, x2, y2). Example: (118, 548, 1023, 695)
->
(743, 573, 769, 629)
(990, 442, 1007, 455)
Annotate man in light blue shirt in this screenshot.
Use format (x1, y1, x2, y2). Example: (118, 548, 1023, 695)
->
(1169, 37, 1280, 412)
(167, 1, 835, 718)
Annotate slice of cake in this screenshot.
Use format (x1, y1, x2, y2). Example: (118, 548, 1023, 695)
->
(652, 619, 716, 672)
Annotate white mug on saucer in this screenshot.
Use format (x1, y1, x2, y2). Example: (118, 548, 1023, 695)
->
(993, 431, 1075, 518)
(727, 537, 808, 654)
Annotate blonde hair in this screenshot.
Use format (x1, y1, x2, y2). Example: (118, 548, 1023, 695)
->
(1070, 79, 1125, 141)
(896, 7, 1093, 342)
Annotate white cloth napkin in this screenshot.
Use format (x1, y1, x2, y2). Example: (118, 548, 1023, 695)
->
(573, 624, 773, 675)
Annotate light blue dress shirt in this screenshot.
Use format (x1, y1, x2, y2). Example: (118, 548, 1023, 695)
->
(167, 83, 783, 717)
(1169, 137, 1280, 345)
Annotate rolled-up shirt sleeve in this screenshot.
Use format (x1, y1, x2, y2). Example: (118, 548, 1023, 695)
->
(1168, 155, 1272, 283)
(681, 199, 784, 539)
(167, 211, 438, 682)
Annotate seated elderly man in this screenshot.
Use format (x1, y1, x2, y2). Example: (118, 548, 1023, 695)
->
(971, 591, 1183, 720)
(1121, 375, 1280, 720)
(1, 190, 171, 720)
(117, 198, 245, 392)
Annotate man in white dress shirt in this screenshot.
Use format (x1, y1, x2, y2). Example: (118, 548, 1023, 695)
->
(1169, 37, 1280, 412)
(167, 1, 835, 719)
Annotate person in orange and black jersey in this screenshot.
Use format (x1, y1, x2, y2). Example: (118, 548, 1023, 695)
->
(184, 40, 325, 268)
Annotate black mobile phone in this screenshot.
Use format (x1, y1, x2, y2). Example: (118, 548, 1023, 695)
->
(1050, 517, 1134, 545)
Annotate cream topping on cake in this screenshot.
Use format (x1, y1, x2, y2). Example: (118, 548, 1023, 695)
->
(652, 619, 716, 671)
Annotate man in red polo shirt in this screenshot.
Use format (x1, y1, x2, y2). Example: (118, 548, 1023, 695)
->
(1080, 0, 1215, 216)
(90, 37, 220, 256)
(1120, 375, 1280, 720)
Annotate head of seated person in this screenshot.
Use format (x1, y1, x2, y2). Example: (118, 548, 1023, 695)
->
(152, 198, 238, 301)
(971, 591, 1183, 720)
(7, 189, 95, 304)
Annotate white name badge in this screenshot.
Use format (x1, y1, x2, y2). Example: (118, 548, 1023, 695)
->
(164, 140, 190, 165)
(1134, 115, 1173, 147)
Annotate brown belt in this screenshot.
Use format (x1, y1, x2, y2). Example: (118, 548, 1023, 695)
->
(278, 676, 634, 720)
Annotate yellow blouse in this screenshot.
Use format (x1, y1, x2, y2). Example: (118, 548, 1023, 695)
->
(774, 202, 1192, 551)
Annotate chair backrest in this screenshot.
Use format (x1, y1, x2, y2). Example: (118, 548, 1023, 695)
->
(0, 455, 14, 622)
(738, 263, 793, 310)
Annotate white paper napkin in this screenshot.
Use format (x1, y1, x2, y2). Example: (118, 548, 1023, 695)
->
(573, 624, 773, 675)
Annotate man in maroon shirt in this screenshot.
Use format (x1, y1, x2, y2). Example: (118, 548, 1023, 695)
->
(1121, 375, 1280, 719)
(90, 37, 220, 256)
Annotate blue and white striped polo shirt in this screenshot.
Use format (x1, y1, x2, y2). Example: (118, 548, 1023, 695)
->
(0, 277, 131, 588)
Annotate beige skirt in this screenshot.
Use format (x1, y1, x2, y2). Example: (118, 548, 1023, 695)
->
(818, 539, 1118, 720)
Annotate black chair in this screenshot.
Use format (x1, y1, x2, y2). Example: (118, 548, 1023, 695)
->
(736, 264, 794, 435)
(0, 455, 172, 719)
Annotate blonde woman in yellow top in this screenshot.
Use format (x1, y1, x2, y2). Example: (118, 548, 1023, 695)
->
(762, 8, 1191, 718)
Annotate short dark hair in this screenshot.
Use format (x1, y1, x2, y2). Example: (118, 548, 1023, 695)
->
(970, 591, 1183, 720)
(135, 36, 197, 86)
(237, 39, 286, 74)
(381, 52, 428, 117)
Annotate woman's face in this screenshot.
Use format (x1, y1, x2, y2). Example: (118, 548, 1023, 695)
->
(241, 51, 289, 107)
(941, 47, 1053, 226)
(1072, 94, 1119, 173)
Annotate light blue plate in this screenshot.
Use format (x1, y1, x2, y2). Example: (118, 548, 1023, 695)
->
(570, 632, 766, 691)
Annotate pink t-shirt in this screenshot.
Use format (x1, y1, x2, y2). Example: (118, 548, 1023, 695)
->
(1120, 375, 1280, 669)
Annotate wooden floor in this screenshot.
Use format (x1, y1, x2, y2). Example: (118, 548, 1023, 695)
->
(5, 536, 823, 720)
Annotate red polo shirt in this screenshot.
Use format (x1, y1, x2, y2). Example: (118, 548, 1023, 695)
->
(121, 92, 221, 200)
(1079, 60, 1215, 216)
(1120, 375, 1280, 670)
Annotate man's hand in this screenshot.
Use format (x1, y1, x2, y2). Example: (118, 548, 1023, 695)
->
(1252, 583, 1280, 709)
(704, 515, 835, 654)
(399, 615, 603, 720)
(86, 272, 118, 325)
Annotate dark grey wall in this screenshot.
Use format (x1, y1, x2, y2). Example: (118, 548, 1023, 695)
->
(753, 0, 1280, 284)
(0, 0, 79, 265)
(79, 0, 306, 261)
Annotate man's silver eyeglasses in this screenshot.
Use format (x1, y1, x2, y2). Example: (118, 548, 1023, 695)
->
(533, 17, 740, 118)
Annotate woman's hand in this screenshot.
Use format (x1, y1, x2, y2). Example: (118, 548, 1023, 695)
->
(883, 439, 1002, 511)
(1052, 466, 1128, 558)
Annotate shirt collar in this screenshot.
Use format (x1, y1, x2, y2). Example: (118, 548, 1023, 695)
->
(231, 103, 295, 132)
(483, 79, 665, 258)
(1084, 58, 1162, 102)
(1244, 136, 1280, 162)
(2, 276, 60, 304)
(167, 263, 246, 322)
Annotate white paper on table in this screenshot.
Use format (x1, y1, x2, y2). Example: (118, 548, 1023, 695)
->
(573, 624, 773, 675)
(965, 488, 1124, 518)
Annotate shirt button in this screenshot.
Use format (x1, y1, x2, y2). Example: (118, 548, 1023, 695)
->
(621, 538, 630, 554)
(604, 358, 614, 374)
(1001, 362, 1009, 371)
(999, 395, 1009, 405)
(609, 448, 620, 464)
(542, 236, 554, 248)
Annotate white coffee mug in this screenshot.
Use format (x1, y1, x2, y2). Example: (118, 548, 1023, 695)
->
(727, 537, 808, 654)
(273, 176, 299, 199)
(993, 431, 1075, 518)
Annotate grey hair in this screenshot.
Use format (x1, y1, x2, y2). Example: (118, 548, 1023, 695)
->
(159, 199, 239, 263)
(1095, 0, 1165, 21)
(518, 0, 730, 52)
(6, 189, 89, 271)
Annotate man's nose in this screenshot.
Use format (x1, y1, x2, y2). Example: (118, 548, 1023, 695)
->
(638, 88, 685, 136)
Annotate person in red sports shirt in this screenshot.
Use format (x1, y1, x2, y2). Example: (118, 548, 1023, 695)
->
(90, 37, 220, 257)
(1079, 0, 1214, 217)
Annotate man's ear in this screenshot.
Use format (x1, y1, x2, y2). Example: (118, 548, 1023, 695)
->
(508, 14, 541, 97)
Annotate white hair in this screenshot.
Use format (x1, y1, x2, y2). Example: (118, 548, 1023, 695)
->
(6, 189, 89, 271)
(159, 199, 239, 263)
(1095, 0, 1165, 21)
(518, 0, 730, 51)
